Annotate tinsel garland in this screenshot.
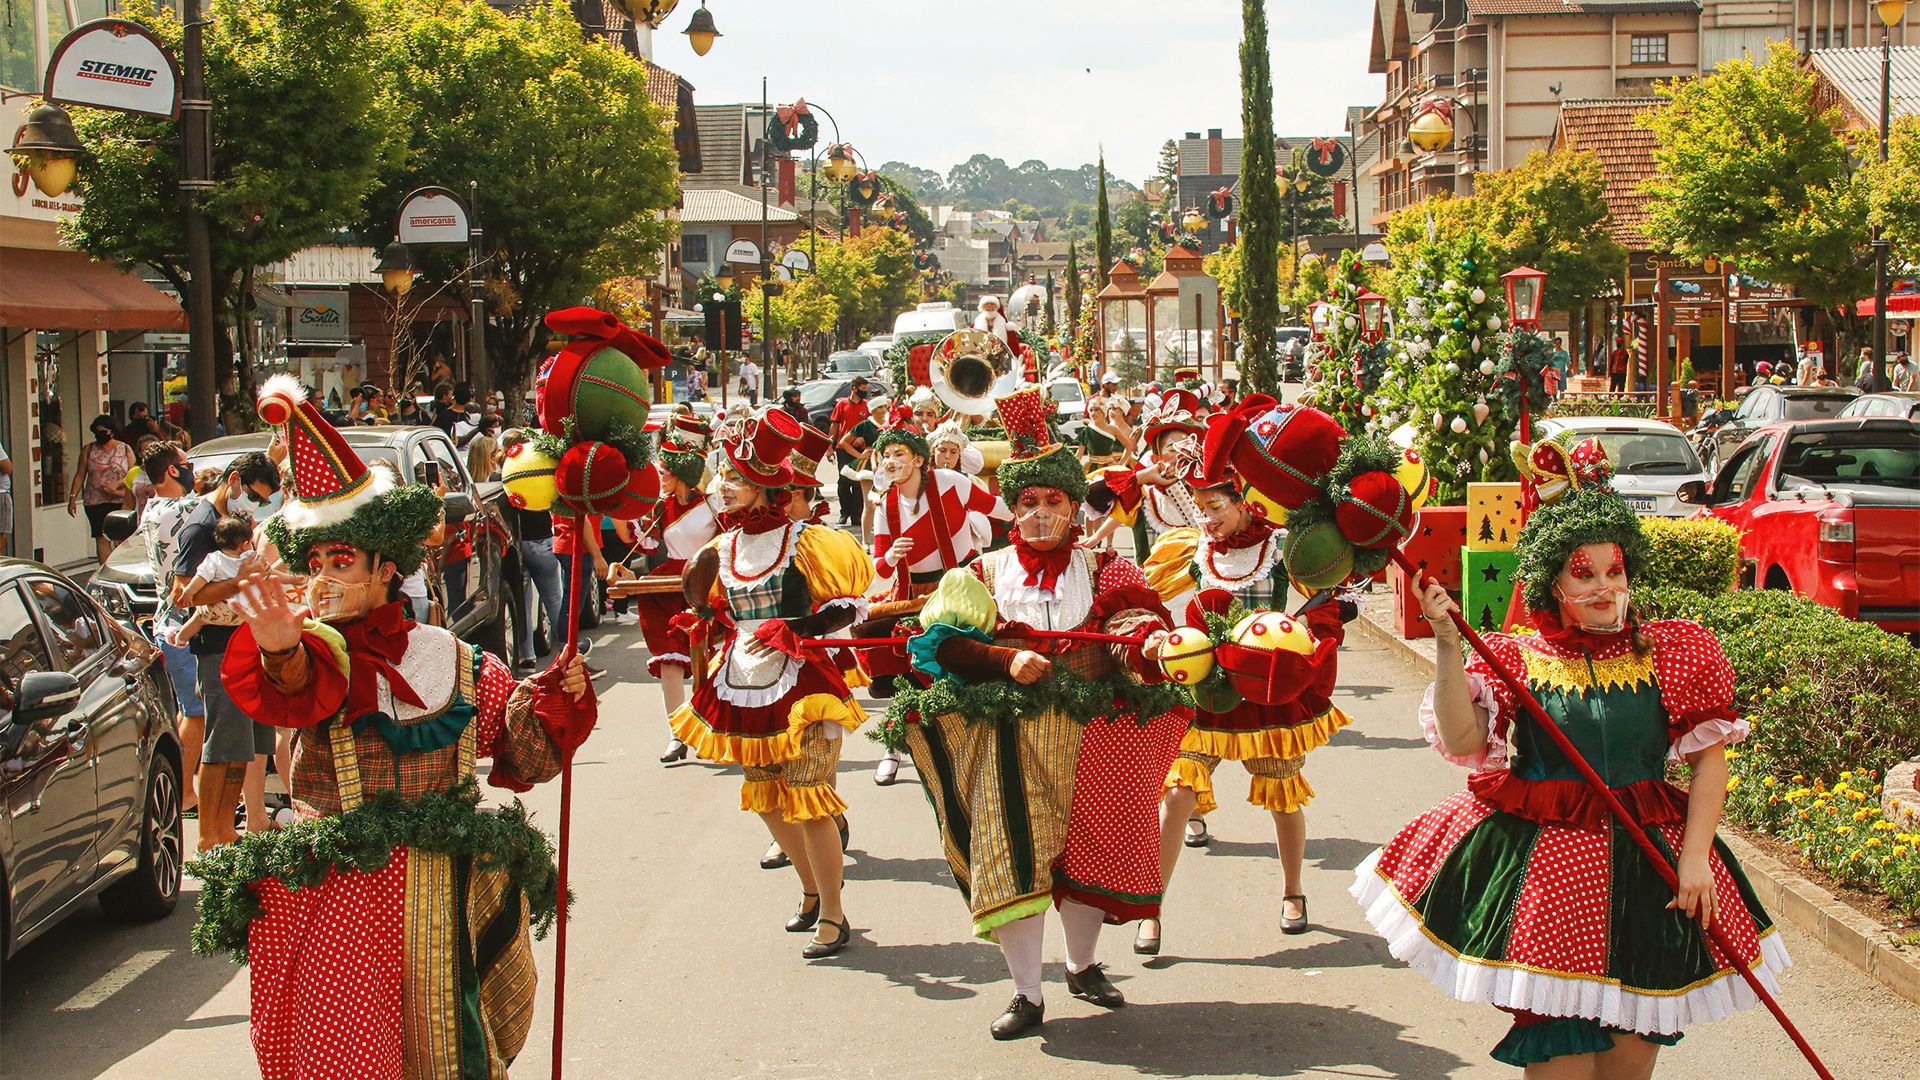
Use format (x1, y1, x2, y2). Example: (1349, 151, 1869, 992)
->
(873, 666, 1187, 753)
(186, 781, 562, 964)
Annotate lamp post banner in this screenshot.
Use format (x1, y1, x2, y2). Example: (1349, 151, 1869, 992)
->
(397, 187, 471, 245)
(44, 19, 182, 119)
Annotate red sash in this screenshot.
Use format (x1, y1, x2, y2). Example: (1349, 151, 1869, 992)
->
(885, 476, 962, 597)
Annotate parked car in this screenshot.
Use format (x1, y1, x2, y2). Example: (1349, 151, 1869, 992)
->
(1050, 378, 1087, 425)
(1839, 391, 1920, 420)
(799, 377, 858, 430)
(1704, 384, 1858, 467)
(91, 426, 534, 660)
(856, 335, 893, 356)
(2, 560, 185, 978)
(824, 350, 883, 379)
(1277, 327, 1310, 382)
(1540, 416, 1709, 517)
(1680, 417, 1920, 634)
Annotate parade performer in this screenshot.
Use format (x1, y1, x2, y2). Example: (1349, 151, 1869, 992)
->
(668, 408, 875, 959)
(631, 413, 714, 764)
(190, 377, 594, 1080)
(852, 420, 1010, 786)
(1135, 464, 1354, 953)
(973, 294, 1011, 346)
(927, 420, 992, 554)
(888, 387, 1189, 1040)
(1352, 440, 1787, 1074)
(1089, 389, 1206, 553)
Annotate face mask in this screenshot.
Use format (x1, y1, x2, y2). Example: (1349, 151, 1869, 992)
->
(1014, 505, 1070, 545)
(169, 463, 195, 492)
(94, 428, 112, 443)
(1552, 579, 1629, 634)
(305, 575, 388, 623)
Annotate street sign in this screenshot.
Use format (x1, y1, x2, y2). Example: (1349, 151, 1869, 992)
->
(1670, 307, 1703, 326)
(288, 289, 350, 343)
(724, 239, 762, 265)
(780, 249, 811, 274)
(1177, 276, 1219, 331)
(44, 20, 180, 119)
(396, 186, 470, 245)
(1892, 320, 1910, 340)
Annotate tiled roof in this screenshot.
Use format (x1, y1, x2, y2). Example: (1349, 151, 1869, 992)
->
(1809, 47, 1920, 128)
(1467, 0, 1698, 13)
(1551, 98, 1667, 246)
(642, 58, 680, 112)
(680, 188, 799, 224)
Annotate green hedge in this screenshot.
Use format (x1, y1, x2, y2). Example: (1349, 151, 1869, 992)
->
(1547, 395, 1658, 419)
(1638, 585, 1920, 915)
(1639, 517, 1741, 595)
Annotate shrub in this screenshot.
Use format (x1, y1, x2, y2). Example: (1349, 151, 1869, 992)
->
(1638, 586, 1920, 781)
(1638, 517, 1740, 595)
(1547, 395, 1658, 419)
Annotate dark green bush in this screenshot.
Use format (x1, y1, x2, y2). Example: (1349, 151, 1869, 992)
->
(1639, 517, 1741, 595)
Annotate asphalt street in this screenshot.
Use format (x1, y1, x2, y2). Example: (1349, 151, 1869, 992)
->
(3, 615, 1917, 1079)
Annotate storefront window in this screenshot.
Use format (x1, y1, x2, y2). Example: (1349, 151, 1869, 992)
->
(35, 333, 66, 509)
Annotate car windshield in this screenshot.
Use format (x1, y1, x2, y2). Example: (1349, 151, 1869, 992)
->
(1574, 430, 1701, 475)
(1051, 381, 1084, 402)
(1783, 395, 1854, 421)
(1778, 428, 1920, 489)
(826, 352, 873, 370)
(194, 443, 399, 477)
(799, 380, 847, 407)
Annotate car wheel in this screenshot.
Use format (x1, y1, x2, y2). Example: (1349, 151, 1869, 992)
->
(99, 752, 182, 921)
(1764, 567, 1794, 593)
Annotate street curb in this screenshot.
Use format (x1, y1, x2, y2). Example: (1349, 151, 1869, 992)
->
(1348, 611, 1920, 1009)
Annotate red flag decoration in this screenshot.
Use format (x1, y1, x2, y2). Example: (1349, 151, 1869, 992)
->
(1332, 181, 1347, 219)
(847, 206, 863, 236)
(777, 158, 797, 206)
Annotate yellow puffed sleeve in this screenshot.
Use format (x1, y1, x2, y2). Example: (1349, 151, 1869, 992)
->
(794, 523, 876, 607)
(1140, 526, 1202, 603)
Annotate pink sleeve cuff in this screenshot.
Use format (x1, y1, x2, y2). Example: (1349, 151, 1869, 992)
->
(1668, 715, 1751, 760)
(1420, 670, 1509, 772)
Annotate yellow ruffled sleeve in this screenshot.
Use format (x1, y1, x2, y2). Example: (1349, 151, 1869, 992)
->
(1140, 526, 1202, 603)
(794, 523, 876, 609)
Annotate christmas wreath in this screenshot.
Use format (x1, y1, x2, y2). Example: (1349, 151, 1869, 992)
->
(769, 101, 819, 153)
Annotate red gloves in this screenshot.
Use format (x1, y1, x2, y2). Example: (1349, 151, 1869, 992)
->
(530, 653, 598, 758)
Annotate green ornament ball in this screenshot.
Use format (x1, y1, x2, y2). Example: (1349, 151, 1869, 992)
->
(1451, 317, 1466, 330)
(562, 346, 653, 444)
(1462, 259, 1477, 272)
(1282, 519, 1357, 592)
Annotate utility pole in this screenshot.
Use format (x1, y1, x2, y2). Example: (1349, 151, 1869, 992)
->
(181, 0, 218, 442)
(468, 180, 490, 405)
(1872, 22, 1895, 395)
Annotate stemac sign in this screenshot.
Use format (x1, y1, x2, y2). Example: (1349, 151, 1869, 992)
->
(45, 19, 181, 120)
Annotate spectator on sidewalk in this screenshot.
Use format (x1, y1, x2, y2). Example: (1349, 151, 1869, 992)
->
(1608, 340, 1630, 393)
(739, 356, 762, 406)
(830, 376, 871, 526)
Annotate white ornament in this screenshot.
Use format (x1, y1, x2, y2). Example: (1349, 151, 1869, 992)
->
(1472, 397, 1491, 424)
(1442, 279, 1460, 293)
(1479, 448, 1490, 464)
(1432, 410, 1444, 430)
(1343, 315, 1358, 331)
(1445, 361, 1460, 374)
(1470, 287, 1487, 305)
(1487, 314, 1503, 332)
(1471, 337, 1482, 354)
(1450, 416, 1469, 434)
(1361, 404, 1374, 417)
(1480, 359, 1496, 376)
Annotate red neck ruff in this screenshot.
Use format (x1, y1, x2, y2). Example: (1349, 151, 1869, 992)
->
(1009, 526, 1083, 591)
(719, 504, 790, 535)
(1210, 517, 1274, 551)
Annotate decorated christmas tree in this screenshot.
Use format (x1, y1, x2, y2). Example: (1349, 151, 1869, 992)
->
(1378, 231, 1515, 503)
(1305, 250, 1386, 436)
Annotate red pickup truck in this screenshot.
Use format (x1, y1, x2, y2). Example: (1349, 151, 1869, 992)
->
(1679, 417, 1920, 635)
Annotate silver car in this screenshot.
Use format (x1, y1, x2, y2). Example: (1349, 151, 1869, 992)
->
(1540, 417, 1709, 517)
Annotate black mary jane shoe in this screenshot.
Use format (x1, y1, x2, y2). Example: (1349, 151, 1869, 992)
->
(1184, 817, 1211, 848)
(1281, 894, 1310, 935)
(1064, 963, 1126, 1008)
(836, 814, 850, 853)
(989, 995, 1046, 1040)
(760, 843, 791, 870)
(1133, 919, 1161, 956)
(802, 918, 851, 959)
(785, 893, 821, 933)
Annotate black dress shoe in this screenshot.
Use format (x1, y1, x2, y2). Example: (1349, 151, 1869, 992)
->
(989, 995, 1045, 1040)
(761, 843, 790, 870)
(1281, 894, 1310, 935)
(785, 893, 821, 933)
(802, 918, 851, 959)
(1065, 963, 1126, 1008)
(836, 814, 850, 853)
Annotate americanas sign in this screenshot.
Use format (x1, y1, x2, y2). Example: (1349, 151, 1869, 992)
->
(45, 20, 181, 120)
(396, 186, 471, 246)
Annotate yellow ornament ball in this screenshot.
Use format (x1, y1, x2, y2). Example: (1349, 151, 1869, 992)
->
(1244, 485, 1288, 527)
(1393, 446, 1431, 511)
(501, 443, 559, 512)
(1230, 610, 1314, 656)
(1157, 626, 1217, 685)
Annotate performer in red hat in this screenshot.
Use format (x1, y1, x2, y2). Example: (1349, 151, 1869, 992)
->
(1136, 465, 1356, 954)
(192, 376, 594, 1080)
(897, 386, 1189, 1040)
(669, 408, 876, 958)
(1088, 388, 1206, 553)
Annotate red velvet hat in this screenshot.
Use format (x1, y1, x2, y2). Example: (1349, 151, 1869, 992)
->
(1201, 395, 1345, 511)
(258, 374, 391, 530)
(719, 409, 802, 489)
(1145, 388, 1206, 447)
(787, 422, 831, 487)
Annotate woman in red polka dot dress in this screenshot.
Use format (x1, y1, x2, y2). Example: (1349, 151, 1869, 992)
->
(1351, 441, 1786, 1076)
(192, 378, 595, 1080)
(899, 387, 1190, 1041)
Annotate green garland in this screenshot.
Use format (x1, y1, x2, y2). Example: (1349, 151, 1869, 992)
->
(1513, 482, 1648, 613)
(996, 445, 1089, 506)
(874, 666, 1187, 753)
(1175, 599, 1252, 712)
(186, 781, 562, 964)
(267, 483, 445, 578)
(873, 427, 929, 463)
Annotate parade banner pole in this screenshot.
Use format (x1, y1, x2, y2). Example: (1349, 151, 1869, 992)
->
(551, 539, 586, 1080)
(1389, 548, 1833, 1080)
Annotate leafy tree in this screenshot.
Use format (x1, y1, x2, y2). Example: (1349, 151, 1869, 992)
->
(876, 161, 945, 202)
(1642, 42, 1871, 320)
(1866, 114, 1920, 259)
(748, 273, 839, 364)
(1279, 145, 1343, 237)
(1115, 190, 1157, 257)
(1237, 0, 1282, 394)
(812, 226, 918, 342)
(1096, 152, 1113, 285)
(363, 0, 679, 395)
(64, 0, 401, 425)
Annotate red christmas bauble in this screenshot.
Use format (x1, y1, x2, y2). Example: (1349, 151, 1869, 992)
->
(556, 442, 635, 517)
(1334, 469, 1415, 549)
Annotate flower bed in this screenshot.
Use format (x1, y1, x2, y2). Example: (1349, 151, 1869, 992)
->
(1637, 585, 1920, 916)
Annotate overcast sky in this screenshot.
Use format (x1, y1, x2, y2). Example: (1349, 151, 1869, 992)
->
(641, 1, 1383, 185)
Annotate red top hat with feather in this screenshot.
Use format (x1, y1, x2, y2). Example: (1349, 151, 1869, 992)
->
(719, 408, 804, 489)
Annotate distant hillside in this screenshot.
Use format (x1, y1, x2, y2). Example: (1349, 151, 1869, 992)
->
(879, 154, 1140, 215)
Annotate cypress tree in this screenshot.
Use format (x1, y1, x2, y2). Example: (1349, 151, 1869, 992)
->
(1065, 243, 1083, 329)
(1238, 0, 1281, 394)
(1096, 152, 1113, 287)
(1043, 270, 1058, 336)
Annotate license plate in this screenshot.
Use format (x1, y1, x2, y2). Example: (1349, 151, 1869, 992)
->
(1624, 495, 1657, 513)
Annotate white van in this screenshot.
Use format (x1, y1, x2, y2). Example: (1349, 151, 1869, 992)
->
(893, 302, 968, 337)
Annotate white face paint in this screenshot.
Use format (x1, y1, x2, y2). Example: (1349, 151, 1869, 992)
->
(304, 576, 389, 623)
(717, 471, 764, 513)
(1552, 542, 1630, 634)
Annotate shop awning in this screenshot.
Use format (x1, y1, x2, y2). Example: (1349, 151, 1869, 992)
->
(0, 248, 186, 331)
(1853, 292, 1920, 318)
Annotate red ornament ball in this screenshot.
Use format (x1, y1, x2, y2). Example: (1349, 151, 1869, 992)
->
(1334, 469, 1416, 549)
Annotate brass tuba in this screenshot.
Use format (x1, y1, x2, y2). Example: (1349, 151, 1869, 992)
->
(929, 328, 1016, 416)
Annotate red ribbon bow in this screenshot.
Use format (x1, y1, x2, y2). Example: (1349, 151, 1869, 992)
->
(776, 98, 810, 136)
(338, 602, 425, 721)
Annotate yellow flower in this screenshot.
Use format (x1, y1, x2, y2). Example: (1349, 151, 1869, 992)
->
(1853, 808, 1873, 822)
(1896, 846, 1909, 857)
(1768, 795, 1781, 805)
(1837, 826, 1854, 835)
(1872, 820, 1897, 832)
(1726, 776, 1742, 792)
(1848, 790, 1868, 802)
(1841, 770, 1854, 781)
(1866, 838, 1883, 849)
(1792, 774, 1805, 782)
(1726, 749, 1741, 761)
(1763, 776, 1777, 788)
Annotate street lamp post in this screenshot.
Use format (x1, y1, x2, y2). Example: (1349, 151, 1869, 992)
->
(1872, 1, 1908, 395)
(181, 0, 219, 443)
